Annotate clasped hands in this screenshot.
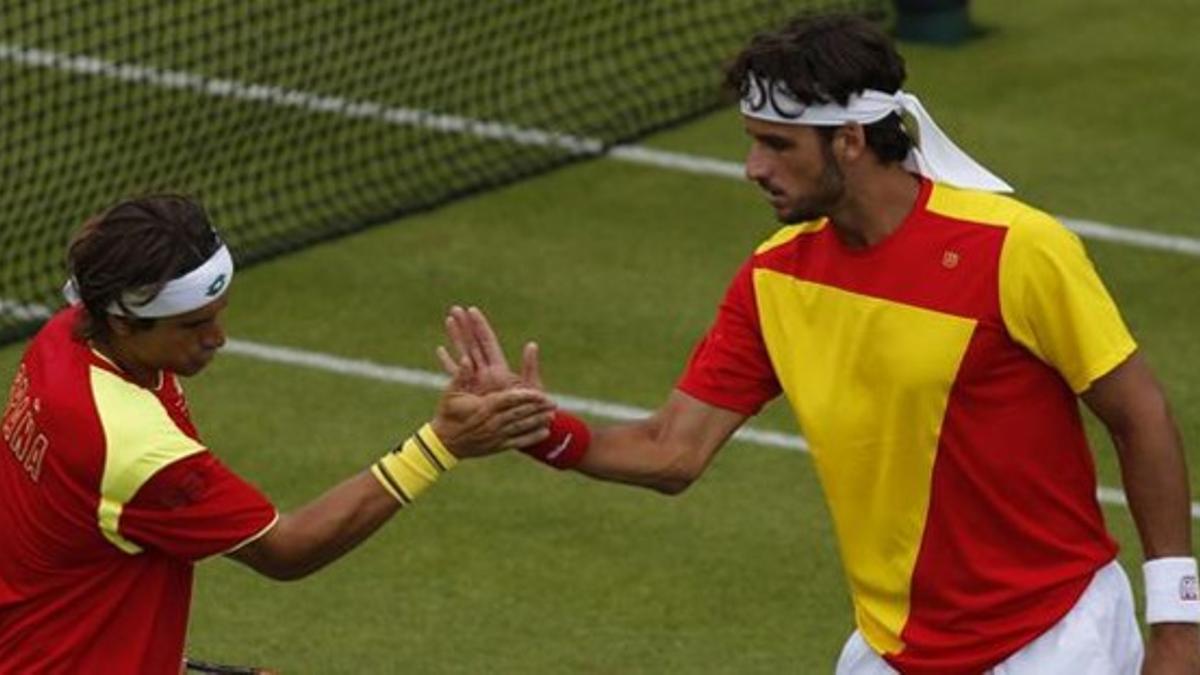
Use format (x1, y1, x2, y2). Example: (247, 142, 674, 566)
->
(429, 306, 552, 459)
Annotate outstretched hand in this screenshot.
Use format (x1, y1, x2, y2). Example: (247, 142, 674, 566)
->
(436, 306, 542, 395)
(431, 347, 553, 458)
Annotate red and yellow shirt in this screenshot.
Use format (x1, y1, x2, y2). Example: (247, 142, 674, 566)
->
(0, 307, 277, 674)
(679, 178, 1134, 673)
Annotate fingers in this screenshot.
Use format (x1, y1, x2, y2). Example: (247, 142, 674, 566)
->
(506, 425, 552, 449)
(444, 305, 541, 395)
(448, 306, 488, 370)
(490, 400, 554, 450)
(466, 306, 510, 370)
(494, 403, 554, 430)
(444, 309, 467, 361)
(520, 341, 543, 389)
(435, 345, 459, 377)
(487, 386, 554, 413)
(436, 387, 555, 457)
(446, 355, 476, 391)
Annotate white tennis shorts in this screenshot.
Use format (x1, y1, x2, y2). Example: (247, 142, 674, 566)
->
(835, 560, 1143, 675)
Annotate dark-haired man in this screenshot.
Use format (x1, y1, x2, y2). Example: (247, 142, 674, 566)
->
(442, 14, 1198, 674)
(0, 195, 554, 673)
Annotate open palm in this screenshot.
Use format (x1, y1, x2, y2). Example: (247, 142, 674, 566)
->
(436, 305, 542, 395)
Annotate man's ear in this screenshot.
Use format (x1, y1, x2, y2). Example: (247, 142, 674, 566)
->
(834, 123, 867, 163)
(106, 314, 133, 338)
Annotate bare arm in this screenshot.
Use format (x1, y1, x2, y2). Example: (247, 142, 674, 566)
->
(227, 470, 398, 581)
(1081, 351, 1199, 671)
(1082, 352, 1190, 559)
(576, 389, 747, 494)
(227, 369, 554, 581)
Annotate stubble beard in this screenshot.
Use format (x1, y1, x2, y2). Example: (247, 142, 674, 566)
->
(778, 143, 846, 224)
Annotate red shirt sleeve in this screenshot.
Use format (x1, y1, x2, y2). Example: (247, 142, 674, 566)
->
(677, 257, 781, 415)
(119, 451, 277, 561)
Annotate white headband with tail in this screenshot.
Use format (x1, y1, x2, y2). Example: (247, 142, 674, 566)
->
(740, 73, 1012, 193)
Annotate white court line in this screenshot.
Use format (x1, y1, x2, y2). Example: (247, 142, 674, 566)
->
(0, 299, 52, 322)
(607, 149, 1200, 257)
(0, 298, 1196, 519)
(219, 337, 1200, 522)
(2, 42, 1198, 258)
(0, 42, 1196, 516)
(219, 338, 808, 452)
(0, 43, 602, 155)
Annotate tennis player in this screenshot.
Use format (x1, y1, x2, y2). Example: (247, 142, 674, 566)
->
(441, 14, 1199, 674)
(0, 194, 554, 673)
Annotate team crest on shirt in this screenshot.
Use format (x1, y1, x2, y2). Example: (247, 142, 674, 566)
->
(1182, 575, 1199, 601)
(941, 250, 960, 269)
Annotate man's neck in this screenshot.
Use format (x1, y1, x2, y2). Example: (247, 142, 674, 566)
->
(828, 168, 921, 250)
(92, 338, 158, 389)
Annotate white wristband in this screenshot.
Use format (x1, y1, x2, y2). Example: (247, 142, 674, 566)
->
(1144, 557, 1200, 624)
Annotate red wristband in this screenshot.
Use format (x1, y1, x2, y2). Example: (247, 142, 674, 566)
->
(522, 410, 591, 469)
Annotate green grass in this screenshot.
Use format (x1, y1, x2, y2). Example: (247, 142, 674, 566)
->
(1, 0, 1197, 671)
(183, 356, 847, 671)
(0, 0, 861, 332)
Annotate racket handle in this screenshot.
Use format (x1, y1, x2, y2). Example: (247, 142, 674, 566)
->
(184, 658, 278, 674)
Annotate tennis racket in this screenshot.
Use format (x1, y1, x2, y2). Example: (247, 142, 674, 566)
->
(184, 657, 278, 674)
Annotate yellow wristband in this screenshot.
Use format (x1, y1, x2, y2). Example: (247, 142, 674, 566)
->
(371, 423, 458, 505)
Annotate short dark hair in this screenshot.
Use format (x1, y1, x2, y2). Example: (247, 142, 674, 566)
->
(725, 14, 911, 163)
(67, 194, 223, 341)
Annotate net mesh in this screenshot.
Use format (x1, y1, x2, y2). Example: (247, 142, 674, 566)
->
(0, 0, 884, 342)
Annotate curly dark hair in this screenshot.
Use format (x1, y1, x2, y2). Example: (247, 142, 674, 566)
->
(66, 194, 223, 341)
(725, 14, 911, 163)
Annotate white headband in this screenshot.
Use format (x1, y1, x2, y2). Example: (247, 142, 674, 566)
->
(64, 244, 235, 318)
(740, 74, 1012, 193)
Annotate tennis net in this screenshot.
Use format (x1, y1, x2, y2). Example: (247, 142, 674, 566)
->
(0, 0, 884, 342)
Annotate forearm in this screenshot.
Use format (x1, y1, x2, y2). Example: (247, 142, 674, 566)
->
(232, 425, 459, 580)
(570, 392, 746, 495)
(1084, 354, 1194, 559)
(237, 472, 399, 580)
(1084, 355, 1200, 666)
(1138, 440, 1200, 673)
(227, 374, 552, 581)
(1113, 417, 1192, 559)
(576, 418, 696, 494)
(277, 472, 399, 578)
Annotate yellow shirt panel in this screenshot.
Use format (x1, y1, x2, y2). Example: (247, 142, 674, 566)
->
(753, 270, 976, 655)
(997, 210, 1136, 393)
(91, 366, 206, 554)
(754, 219, 827, 255)
(924, 181, 1024, 228)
